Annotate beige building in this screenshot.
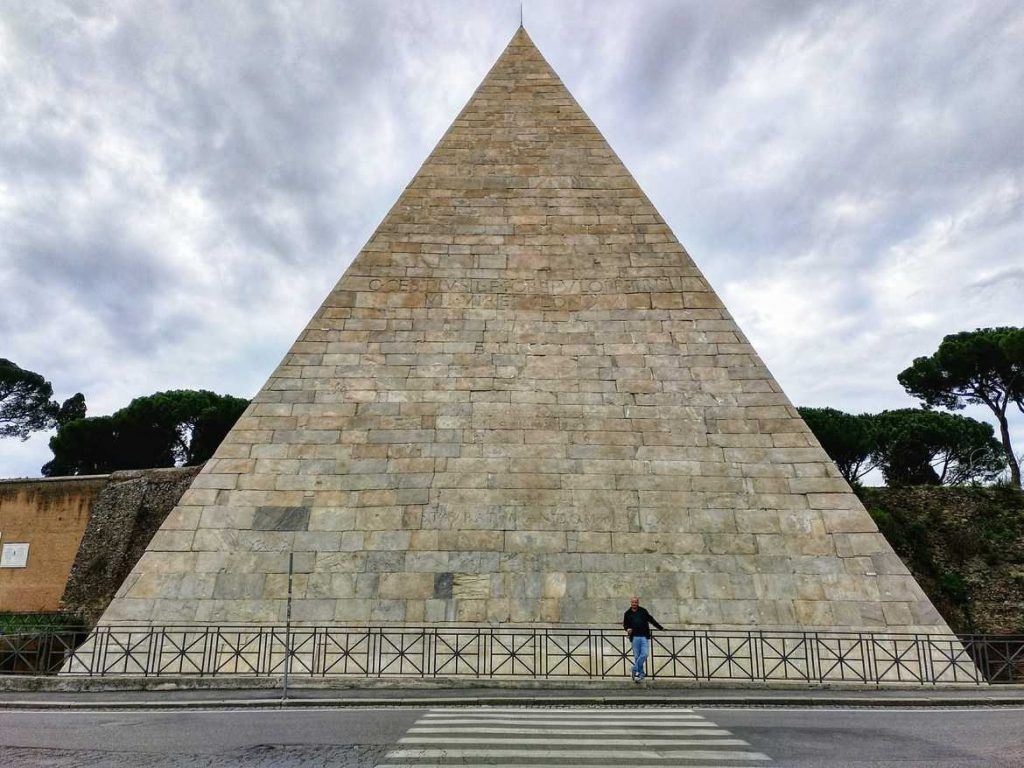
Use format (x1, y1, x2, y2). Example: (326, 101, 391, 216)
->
(96, 28, 949, 635)
(0, 476, 104, 612)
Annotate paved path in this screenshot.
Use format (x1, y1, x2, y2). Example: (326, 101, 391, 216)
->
(378, 706, 770, 766)
(1, 705, 1022, 766)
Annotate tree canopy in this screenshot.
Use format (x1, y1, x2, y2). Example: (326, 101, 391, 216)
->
(871, 408, 1005, 487)
(0, 358, 86, 440)
(898, 327, 1024, 488)
(43, 389, 249, 476)
(797, 406, 876, 485)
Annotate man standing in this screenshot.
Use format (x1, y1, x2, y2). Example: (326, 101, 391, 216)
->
(623, 596, 664, 683)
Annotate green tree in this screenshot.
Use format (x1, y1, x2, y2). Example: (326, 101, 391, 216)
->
(42, 389, 249, 476)
(898, 328, 1024, 488)
(0, 358, 86, 439)
(871, 408, 1005, 486)
(798, 406, 876, 485)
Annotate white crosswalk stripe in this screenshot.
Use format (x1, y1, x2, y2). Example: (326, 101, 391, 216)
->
(377, 706, 771, 766)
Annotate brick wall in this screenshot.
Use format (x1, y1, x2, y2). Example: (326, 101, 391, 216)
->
(0, 476, 107, 611)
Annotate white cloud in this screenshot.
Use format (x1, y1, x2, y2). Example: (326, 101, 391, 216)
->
(1, 0, 1022, 477)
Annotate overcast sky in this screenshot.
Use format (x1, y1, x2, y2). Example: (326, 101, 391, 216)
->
(1, 1, 1022, 478)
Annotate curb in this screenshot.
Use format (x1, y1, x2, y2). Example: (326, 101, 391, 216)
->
(0, 675, 1000, 693)
(3, 693, 1022, 710)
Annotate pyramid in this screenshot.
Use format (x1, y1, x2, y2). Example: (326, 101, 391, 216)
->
(101, 28, 949, 634)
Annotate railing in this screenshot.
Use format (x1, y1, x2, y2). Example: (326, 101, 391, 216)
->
(0, 612, 84, 633)
(1, 625, 1021, 684)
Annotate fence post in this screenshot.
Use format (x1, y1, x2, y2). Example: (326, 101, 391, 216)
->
(282, 551, 294, 704)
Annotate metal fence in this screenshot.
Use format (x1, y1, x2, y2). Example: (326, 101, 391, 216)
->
(2, 625, 1021, 684)
(0, 612, 83, 632)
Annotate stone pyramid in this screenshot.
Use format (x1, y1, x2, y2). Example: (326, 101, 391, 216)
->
(101, 28, 949, 634)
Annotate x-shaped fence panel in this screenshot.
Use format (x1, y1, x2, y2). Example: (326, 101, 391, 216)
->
(0, 625, 1011, 683)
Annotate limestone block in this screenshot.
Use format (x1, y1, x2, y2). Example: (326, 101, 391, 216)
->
(379, 572, 435, 600)
(365, 531, 412, 550)
(370, 599, 406, 622)
(881, 601, 915, 626)
(162, 506, 202, 530)
(877, 575, 927, 601)
(793, 600, 835, 627)
(449, 551, 501, 572)
(752, 573, 796, 600)
(334, 599, 371, 622)
(821, 508, 877, 534)
(830, 601, 863, 628)
(694, 573, 734, 600)
(291, 599, 336, 622)
(424, 599, 448, 623)
(678, 599, 723, 625)
(309, 508, 357, 531)
(807, 493, 861, 510)
(833, 533, 892, 557)
(125, 572, 180, 600)
(198, 506, 256, 530)
(707, 534, 756, 554)
(612, 532, 705, 554)
(543, 572, 567, 598)
(147, 530, 195, 552)
(365, 551, 406, 572)
(406, 551, 449, 572)
(194, 599, 278, 624)
(356, 508, 404, 530)
(214, 573, 266, 600)
(567, 531, 613, 552)
(788, 477, 852, 494)
(505, 531, 566, 552)
(735, 509, 781, 534)
(177, 574, 217, 600)
(719, 599, 761, 625)
(316, 551, 366, 572)
(102, 598, 155, 622)
(438, 530, 504, 551)
(293, 532, 343, 552)
(791, 556, 845, 576)
(455, 599, 487, 621)
(305, 573, 355, 599)
(453, 573, 492, 600)
(691, 509, 737, 532)
(855, 600, 886, 627)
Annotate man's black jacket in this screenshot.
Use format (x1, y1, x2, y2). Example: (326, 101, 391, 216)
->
(623, 606, 664, 638)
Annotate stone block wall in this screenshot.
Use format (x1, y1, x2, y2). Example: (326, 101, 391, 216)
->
(94, 29, 950, 635)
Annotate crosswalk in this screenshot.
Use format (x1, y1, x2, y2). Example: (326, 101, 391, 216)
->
(376, 706, 771, 767)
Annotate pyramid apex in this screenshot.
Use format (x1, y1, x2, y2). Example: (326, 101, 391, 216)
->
(508, 22, 537, 46)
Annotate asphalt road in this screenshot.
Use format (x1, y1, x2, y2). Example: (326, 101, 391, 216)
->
(0, 705, 1021, 767)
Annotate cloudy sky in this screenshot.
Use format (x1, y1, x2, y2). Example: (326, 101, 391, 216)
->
(1, 1, 1022, 478)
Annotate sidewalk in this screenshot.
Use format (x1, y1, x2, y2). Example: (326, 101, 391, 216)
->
(1, 678, 1021, 710)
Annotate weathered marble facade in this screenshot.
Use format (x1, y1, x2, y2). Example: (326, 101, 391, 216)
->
(98, 28, 949, 634)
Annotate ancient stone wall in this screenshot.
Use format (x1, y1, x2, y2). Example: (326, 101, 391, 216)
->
(61, 467, 200, 625)
(7, 464, 1018, 634)
(0, 476, 106, 612)
(859, 486, 1024, 634)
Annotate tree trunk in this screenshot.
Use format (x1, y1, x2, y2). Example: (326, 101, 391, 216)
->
(995, 409, 1022, 488)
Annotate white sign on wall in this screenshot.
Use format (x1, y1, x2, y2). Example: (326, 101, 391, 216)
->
(0, 543, 29, 568)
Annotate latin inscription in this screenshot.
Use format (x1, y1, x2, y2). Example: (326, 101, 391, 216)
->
(361, 276, 692, 294)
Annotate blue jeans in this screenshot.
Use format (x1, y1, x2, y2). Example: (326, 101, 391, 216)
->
(631, 635, 650, 679)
